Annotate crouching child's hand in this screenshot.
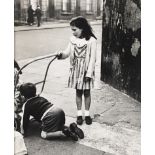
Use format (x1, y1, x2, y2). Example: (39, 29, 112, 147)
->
(21, 131, 27, 138)
(20, 126, 27, 137)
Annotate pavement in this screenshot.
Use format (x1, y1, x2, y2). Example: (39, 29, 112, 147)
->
(14, 20, 102, 32)
(15, 21, 141, 155)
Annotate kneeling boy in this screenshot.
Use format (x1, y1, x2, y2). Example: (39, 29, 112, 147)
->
(19, 83, 84, 141)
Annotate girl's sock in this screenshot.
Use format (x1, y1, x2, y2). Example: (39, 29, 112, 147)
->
(77, 110, 82, 116)
(85, 110, 90, 116)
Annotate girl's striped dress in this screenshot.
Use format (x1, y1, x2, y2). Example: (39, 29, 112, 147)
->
(60, 36, 97, 90)
(68, 37, 94, 90)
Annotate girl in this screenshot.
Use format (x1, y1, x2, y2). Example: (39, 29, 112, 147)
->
(58, 16, 97, 125)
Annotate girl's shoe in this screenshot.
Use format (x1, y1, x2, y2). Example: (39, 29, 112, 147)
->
(85, 116, 92, 125)
(70, 123, 84, 139)
(76, 116, 83, 125)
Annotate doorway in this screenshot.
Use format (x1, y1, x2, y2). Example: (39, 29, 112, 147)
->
(49, 0, 55, 18)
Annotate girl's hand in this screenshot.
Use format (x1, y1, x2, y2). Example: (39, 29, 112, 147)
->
(84, 77, 91, 81)
(56, 51, 62, 59)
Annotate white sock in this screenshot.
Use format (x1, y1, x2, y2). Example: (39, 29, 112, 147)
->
(77, 110, 82, 116)
(85, 110, 90, 116)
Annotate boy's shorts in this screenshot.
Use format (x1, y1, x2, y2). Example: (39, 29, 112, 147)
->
(41, 106, 65, 132)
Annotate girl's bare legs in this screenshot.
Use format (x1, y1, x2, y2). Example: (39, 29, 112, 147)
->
(76, 89, 83, 110)
(76, 89, 83, 125)
(84, 89, 91, 111)
(84, 89, 92, 125)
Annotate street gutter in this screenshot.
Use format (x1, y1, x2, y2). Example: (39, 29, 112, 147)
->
(14, 20, 102, 32)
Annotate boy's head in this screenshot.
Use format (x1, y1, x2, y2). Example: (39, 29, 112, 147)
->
(19, 83, 36, 99)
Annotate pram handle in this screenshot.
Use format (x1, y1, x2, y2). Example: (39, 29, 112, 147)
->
(38, 55, 57, 95)
(19, 53, 58, 73)
(14, 53, 58, 91)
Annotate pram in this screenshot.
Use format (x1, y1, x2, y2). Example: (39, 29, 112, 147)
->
(14, 53, 58, 132)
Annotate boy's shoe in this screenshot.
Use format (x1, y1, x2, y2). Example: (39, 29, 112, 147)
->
(76, 116, 83, 125)
(70, 123, 84, 139)
(85, 116, 92, 125)
(62, 127, 78, 141)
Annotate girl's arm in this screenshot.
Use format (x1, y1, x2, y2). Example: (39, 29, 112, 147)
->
(59, 42, 71, 59)
(86, 39, 97, 78)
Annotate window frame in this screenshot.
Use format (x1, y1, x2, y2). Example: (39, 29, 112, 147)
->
(86, 0, 93, 14)
(61, 0, 72, 14)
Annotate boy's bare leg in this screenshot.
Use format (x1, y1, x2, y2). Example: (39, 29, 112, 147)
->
(41, 129, 78, 141)
(41, 131, 63, 139)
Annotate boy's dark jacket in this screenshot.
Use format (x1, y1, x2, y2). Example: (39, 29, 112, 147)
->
(22, 96, 53, 134)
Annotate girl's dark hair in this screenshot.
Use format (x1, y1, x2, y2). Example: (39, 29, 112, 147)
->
(70, 16, 97, 40)
(20, 83, 36, 99)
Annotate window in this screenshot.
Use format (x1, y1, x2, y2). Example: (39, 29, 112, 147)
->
(30, 0, 38, 10)
(86, 0, 93, 13)
(62, 0, 67, 11)
(62, 0, 71, 12)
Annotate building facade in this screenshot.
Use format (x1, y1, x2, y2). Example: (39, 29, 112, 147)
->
(14, 0, 103, 22)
